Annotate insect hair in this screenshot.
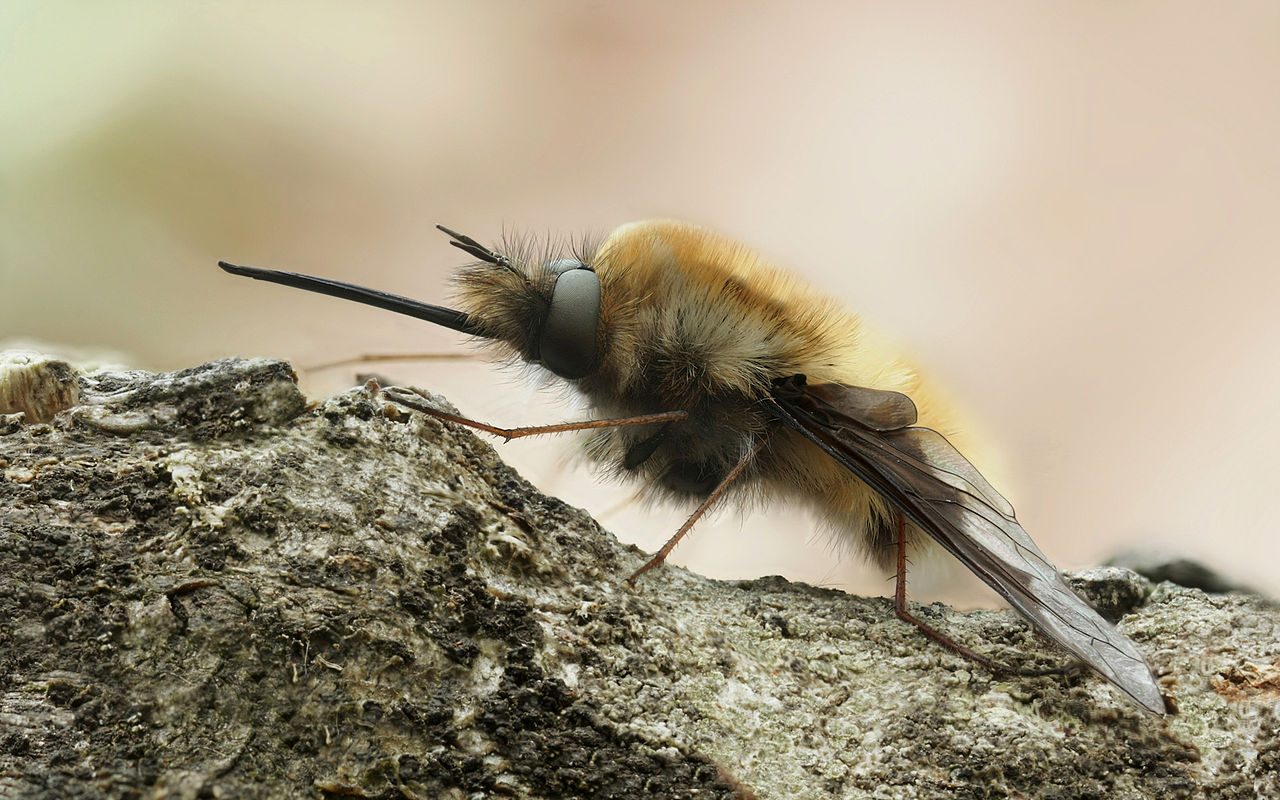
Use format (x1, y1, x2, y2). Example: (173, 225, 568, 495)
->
(449, 228, 602, 363)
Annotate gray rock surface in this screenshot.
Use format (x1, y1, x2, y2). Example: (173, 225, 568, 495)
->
(1, 354, 1276, 799)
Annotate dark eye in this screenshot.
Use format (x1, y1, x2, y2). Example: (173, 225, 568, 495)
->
(545, 258, 588, 276)
(539, 266, 601, 379)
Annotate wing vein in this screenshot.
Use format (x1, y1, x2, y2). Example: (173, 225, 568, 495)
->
(764, 384, 1163, 713)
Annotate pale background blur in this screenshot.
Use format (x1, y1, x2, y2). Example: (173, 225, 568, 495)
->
(4, 2, 1278, 605)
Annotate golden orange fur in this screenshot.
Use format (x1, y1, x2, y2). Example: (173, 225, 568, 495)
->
(454, 220, 975, 568)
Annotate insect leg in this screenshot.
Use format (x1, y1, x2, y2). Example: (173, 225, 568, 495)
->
(891, 513, 1079, 678)
(384, 386, 687, 442)
(627, 437, 766, 583)
(308, 352, 480, 372)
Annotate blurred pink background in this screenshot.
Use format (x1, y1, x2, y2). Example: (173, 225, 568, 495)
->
(4, 2, 1277, 604)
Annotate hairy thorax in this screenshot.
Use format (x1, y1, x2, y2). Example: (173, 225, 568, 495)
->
(575, 222, 860, 502)
(570, 222, 951, 564)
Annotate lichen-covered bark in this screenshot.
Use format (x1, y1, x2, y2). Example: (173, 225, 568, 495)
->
(0, 355, 1276, 799)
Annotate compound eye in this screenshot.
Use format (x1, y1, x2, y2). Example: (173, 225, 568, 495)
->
(539, 267, 600, 379)
(545, 258, 588, 275)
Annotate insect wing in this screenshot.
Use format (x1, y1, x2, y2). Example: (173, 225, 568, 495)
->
(766, 383, 1164, 713)
(803, 382, 919, 431)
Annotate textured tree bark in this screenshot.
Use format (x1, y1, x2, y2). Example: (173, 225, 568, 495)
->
(0, 353, 1276, 799)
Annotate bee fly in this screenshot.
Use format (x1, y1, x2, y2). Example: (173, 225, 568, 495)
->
(219, 221, 1165, 713)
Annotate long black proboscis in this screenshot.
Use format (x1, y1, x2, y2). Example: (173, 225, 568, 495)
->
(217, 261, 492, 338)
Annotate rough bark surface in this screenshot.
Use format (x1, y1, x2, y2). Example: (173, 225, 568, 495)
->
(0, 353, 1276, 799)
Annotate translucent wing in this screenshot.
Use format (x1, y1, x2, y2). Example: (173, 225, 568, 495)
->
(766, 380, 1164, 713)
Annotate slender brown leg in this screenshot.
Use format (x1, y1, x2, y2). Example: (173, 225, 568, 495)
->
(385, 386, 687, 441)
(892, 513, 1077, 678)
(627, 438, 766, 583)
(309, 352, 479, 371)
(389, 383, 754, 582)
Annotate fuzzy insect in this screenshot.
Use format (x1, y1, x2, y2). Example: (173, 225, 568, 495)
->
(219, 221, 1164, 713)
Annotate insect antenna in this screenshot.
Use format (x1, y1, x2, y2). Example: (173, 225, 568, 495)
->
(435, 224, 520, 276)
